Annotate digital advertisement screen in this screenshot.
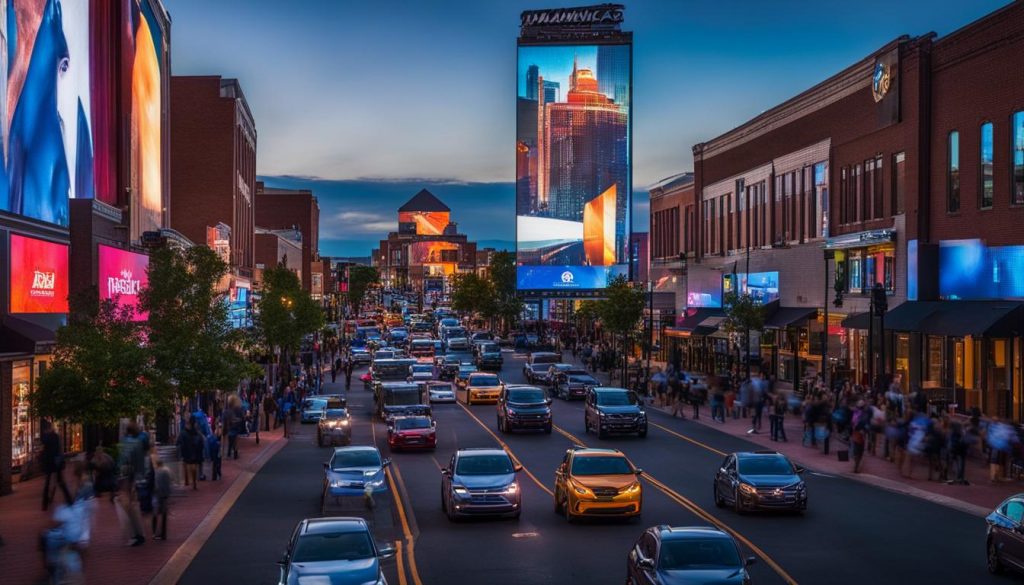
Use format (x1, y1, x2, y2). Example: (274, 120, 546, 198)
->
(98, 244, 149, 321)
(130, 0, 166, 239)
(939, 239, 1024, 300)
(686, 268, 723, 308)
(723, 271, 780, 305)
(9, 234, 69, 314)
(228, 284, 250, 328)
(516, 43, 631, 290)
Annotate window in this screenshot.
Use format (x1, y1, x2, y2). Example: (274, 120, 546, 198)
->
(948, 131, 960, 213)
(864, 158, 875, 219)
(848, 251, 863, 293)
(1013, 112, 1024, 205)
(815, 161, 828, 238)
(980, 122, 994, 209)
(892, 152, 906, 215)
(839, 167, 848, 224)
(1005, 500, 1024, 524)
(855, 163, 865, 221)
(874, 156, 884, 218)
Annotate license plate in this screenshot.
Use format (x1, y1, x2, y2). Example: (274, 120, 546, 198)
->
(345, 482, 364, 488)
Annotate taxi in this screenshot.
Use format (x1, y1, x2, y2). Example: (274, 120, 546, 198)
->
(553, 447, 643, 522)
(458, 372, 503, 406)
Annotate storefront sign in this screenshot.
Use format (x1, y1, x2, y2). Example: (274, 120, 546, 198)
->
(9, 234, 68, 314)
(520, 5, 624, 29)
(98, 245, 149, 320)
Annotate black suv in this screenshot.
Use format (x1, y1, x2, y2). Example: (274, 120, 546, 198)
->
(497, 385, 552, 434)
(713, 451, 807, 513)
(552, 369, 599, 400)
(584, 388, 648, 438)
(475, 342, 504, 371)
(626, 525, 755, 585)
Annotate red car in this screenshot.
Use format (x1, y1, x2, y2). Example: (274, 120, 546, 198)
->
(387, 416, 437, 450)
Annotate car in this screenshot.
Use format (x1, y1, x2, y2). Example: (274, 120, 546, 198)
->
(440, 448, 523, 520)
(409, 362, 435, 382)
(317, 408, 352, 447)
(541, 363, 574, 387)
(713, 451, 807, 514)
(426, 381, 456, 403)
(626, 525, 756, 585)
(372, 349, 396, 361)
(471, 331, 494, 343)
(437, 354, 462, 380)
(301, 398, 328, 424)
(277, 517, 395, 585)
(321, 446, 390, 515)
(387, 415, 437, 450)
(460, 372, 502, 405)
(553, 369, 600, 400)
(987, 494, 1024, 575)
(584, 388, 648, 438)
(454, 364, 479, 388)
(522, 352, 561, 382)
(553, 447, 643, 522)
(497, 385, 552, 434)
(446, 337, 471, 352)
(351, 350, 372, 366)
(474, 342, 504, 371)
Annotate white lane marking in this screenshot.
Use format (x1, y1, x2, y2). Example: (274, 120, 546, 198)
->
(511, 532, 539, 539)
(810, 472, 837, 478)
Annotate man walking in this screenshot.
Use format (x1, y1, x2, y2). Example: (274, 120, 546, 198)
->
(264, 393, 278, 431)
(40, 419, 72, 511)
(116, 423, 146, 547)
(151, 456, 171, 540)
(345, 359, 354, 391)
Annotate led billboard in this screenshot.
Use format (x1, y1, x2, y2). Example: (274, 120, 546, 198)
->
(516, 43, 631, 290)
(9, 233, 68, 314)
(98, 244, 148, 320)
(129, 0, 167, 239)
(938, 239, 1024, 300)
(723, 271, 780, 305)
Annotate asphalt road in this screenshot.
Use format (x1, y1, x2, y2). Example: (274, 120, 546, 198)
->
(184, 351, 1003, 585)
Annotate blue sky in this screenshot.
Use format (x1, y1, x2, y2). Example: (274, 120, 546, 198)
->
(166, 0, 1012, 256)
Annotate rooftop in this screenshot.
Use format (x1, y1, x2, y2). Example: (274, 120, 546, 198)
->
(399, 189, 451, 213)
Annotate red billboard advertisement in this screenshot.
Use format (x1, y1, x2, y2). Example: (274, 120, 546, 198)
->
(98, 244, 149, 320)
(9, 234, 69, 314)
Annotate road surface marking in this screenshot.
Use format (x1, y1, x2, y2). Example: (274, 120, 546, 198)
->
(456, 402, 554, 496)
(649, 421, 727, 456)
(394, 539, 408, 585)
(511, 532, 540, 538)
(387, 463, 424, 585)
(810, 472, 837, 478)
(552, 424, 799, 585)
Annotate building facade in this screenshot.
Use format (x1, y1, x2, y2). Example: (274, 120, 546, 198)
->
(254, 182, 321, 293)
(648, 173, 695, 361)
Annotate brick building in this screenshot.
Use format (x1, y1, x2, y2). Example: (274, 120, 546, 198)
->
(254, 182, 321, 293)
(170, 76, 257, 277)
(648, 172, 695, 360)
(254, 227, 303, 290)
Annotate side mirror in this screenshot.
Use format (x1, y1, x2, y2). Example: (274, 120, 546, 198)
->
(795, 465, 805, 474)
(382, 458, 392, 467)
(323, 462, 329, 470)
(378, 543, 397, 560)
(440, 468, 449, 475)
(514, 464, 524, 473)
(745, 556, 757, 567)
(638, 557, 655, 570)
(635, 469, 643, 476)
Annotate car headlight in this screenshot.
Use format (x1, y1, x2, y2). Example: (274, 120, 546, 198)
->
(739, 483, 757, 496)
(453, 486, 469, 496)
(367, 478, 385, 488)
(341, 419, 350, 426)
(621, 482, 642, 494)
(504, 482, 519, 494)
(507, 408, 518, 417)
(638, 410, 647, 419)
(572, 484, 592, 497)
(330, 479, 345, 488)
(598, 411, 607, 418)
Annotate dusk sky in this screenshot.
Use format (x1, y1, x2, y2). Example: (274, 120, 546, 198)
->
(166, 0, 1011, 256)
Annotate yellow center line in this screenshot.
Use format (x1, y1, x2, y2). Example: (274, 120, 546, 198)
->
(649, 421, 727, 456)
(387, 463, 424, 585)
(551, 424, 798, 585)
(456, 402, 554, 496)
(394, 539, 408, 585)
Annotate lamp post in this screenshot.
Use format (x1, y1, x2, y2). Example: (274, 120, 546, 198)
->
(646, 280, 654, 391)
(823, 250, 834, 394)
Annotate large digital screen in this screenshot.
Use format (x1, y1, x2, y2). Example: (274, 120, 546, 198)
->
(9, 233, 68, 313)
(723, 271, 780, 305)
(129, 0, 166, 239)
(686, 268, 723, 308)
(516, 43, 631, 290)
(98, 244, 148, 320)
(939, 239, 1024, 300)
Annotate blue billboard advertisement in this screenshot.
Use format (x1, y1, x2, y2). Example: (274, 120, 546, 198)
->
(724, 271, 781, 305)
(939, 239, 1024, 300)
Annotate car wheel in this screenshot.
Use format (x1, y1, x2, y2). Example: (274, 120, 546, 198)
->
(988, 539, 1004, 574)
(583, 417, 590, 434)
(565, 497, 577, 523)
(445, 495, 457, 522)
(598, 426, 608, 440)
(637, 427, 648, 438)
(713, 484, 724, 508)
(544, 423, 553, 435)
(733, 488, 745, 515)
(554, 488, 564, 514)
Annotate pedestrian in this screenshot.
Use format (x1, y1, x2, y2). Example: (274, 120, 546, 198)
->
(690, 380, 705, 420)
(115, 422, 146, 547)
(208, 425, 223, 481)
(747, 374, 766, 435)
(710, 380, 726, 423)
(345, 360, 354, 391)
(151, 456, 171, 541)
(176, 417, 203, 490)
(670, 377, 686, 419)
(88, 444, 117, 501)
(851, 422, 866, 473)
(224, 395, 244, 460)
(263, 392, 277, 432)
(769, 393, 787, 442)
(40, 419, 72, 511)
(947, 421, 969, 485)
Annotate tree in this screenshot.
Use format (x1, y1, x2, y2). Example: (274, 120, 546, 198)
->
(347, 266, 380, 315)
(141, 246, 258, 403)
(31, 292, 158, 426)
(574, 300, 601, 336)
(450, 273, 495, 317)
(721, 291, 766, 374)
(488, 251, 523, 333)
(596, 275, 646, 383)
(256, 265, 325, 383)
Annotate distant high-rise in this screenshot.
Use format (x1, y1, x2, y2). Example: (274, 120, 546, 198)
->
(597, 45, 630, 111)
(543, 80, 560, 104)
(526, 65, 539, 106)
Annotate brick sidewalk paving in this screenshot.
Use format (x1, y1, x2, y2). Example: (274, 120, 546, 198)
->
(555, 351, 1019, 516)
(0, 426, 287, 585)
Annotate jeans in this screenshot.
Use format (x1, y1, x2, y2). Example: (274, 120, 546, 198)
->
(711, 402, 725, 422)
(212, 457, 222, 480)
(152, 497, 168, 538)
(691, 401, 700, 419)
(751, 404, 764, 431)
(228, 434, 239, 459)
(769, 414, 787, 441)
(42, 468, 72, 510)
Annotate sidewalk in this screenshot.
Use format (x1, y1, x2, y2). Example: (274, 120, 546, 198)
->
(559, 353, 1017, 516)
(0, 426, 287, 585)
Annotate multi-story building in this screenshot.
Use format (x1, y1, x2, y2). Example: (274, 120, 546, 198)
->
(254, 182, 321, 293)
(372, 189, 478, 292)
(648, 173, 695, 360)
(170, 75, 257, 295)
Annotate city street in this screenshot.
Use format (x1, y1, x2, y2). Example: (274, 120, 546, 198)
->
(183, 351, 995, 585)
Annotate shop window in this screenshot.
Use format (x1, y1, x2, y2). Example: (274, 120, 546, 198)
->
(926, 336, 944, 384)
(980, 122, 994, 209)
(948, 131, 960, 213)
(896, 334, 910, 393)
(1013, 111, 1024, 205)
(874, 156, 884, 219)
(11, 363, 33, 471)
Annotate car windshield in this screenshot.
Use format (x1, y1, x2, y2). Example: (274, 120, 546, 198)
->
(481, 343, 500, 353)
(412, 365, 432, 372)
(291, 531, 375, 563)
(471, 375, 499, 386)
(430, 384, 453, 392)
(532, 354, 559, 364)
(508, 389, 546, 403)
(738, 456, 795, 476)
(571, 456, 633, 475)
(455, 454, 514, 475)
(596, 391, 638, 406)
(332, 450, 381, 470)
(569, 375, 596, 383)
(304, 399, 327, 410)
(386, 389, 421, 405)
(395, 417, 432, 430)
(323, 409, 348, 419)
(658, 538, 741, 571)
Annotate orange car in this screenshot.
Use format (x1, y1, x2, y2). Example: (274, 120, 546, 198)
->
(553, 447, 643, 522)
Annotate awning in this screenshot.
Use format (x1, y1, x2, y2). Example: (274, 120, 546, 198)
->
(694, 316, 725, 337)
(764, 307, 818, 329)
(0, 315, 58, 354)
(880, 301, 945, 332)
(842, 312, 869, 329)
(918, 301, 1024, 337)
(675, 308, 724, 331)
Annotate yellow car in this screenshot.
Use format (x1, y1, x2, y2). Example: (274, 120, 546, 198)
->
(458, 372, 503, 405)
(553, 447, 642, 522)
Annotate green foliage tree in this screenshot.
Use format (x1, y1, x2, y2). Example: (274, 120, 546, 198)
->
(31, 292, 158, 426)
(488, 251, 522, 333)
(722, 291, 766, 373)
(347, 266, 380, 314)
(450, 273, 495, 317)
(141, 246, 258, 402)
(256, 265, 325, 381)
(595, 275, 646, 380)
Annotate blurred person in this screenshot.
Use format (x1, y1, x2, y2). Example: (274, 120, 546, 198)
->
(88, 444, 117, 501)
(116, 422, 146, 547)
(40, 419, 72, 511)
(947, 421, 969, 485)
(151, 456, 172, 540)
(208, 424, 223, 481)
(224, 395, 244, 460)
(710, 379, 726, 423)
(176, 417, 203, 491)
(987, 417, 1016, 483)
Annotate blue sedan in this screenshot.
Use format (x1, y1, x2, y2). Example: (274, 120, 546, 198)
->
(322, 446, 391, 514)
(277, 517, 395, 585)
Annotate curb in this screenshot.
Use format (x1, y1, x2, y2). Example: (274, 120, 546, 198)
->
(148, 434, 290, 585)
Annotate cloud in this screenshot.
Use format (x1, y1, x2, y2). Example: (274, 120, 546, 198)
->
(321, 210, 396, 238)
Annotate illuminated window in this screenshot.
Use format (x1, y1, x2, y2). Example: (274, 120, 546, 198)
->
(848, 251, 863, 293)
(1013, 111, 1024, 205)
(948, 131, 960, 213)
(873, 156, 884, 219)
(980, 122, 994, 209)
(814, 162, 828, 238)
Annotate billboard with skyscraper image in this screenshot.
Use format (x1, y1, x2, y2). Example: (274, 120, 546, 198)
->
(515, 40, 631, 291)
